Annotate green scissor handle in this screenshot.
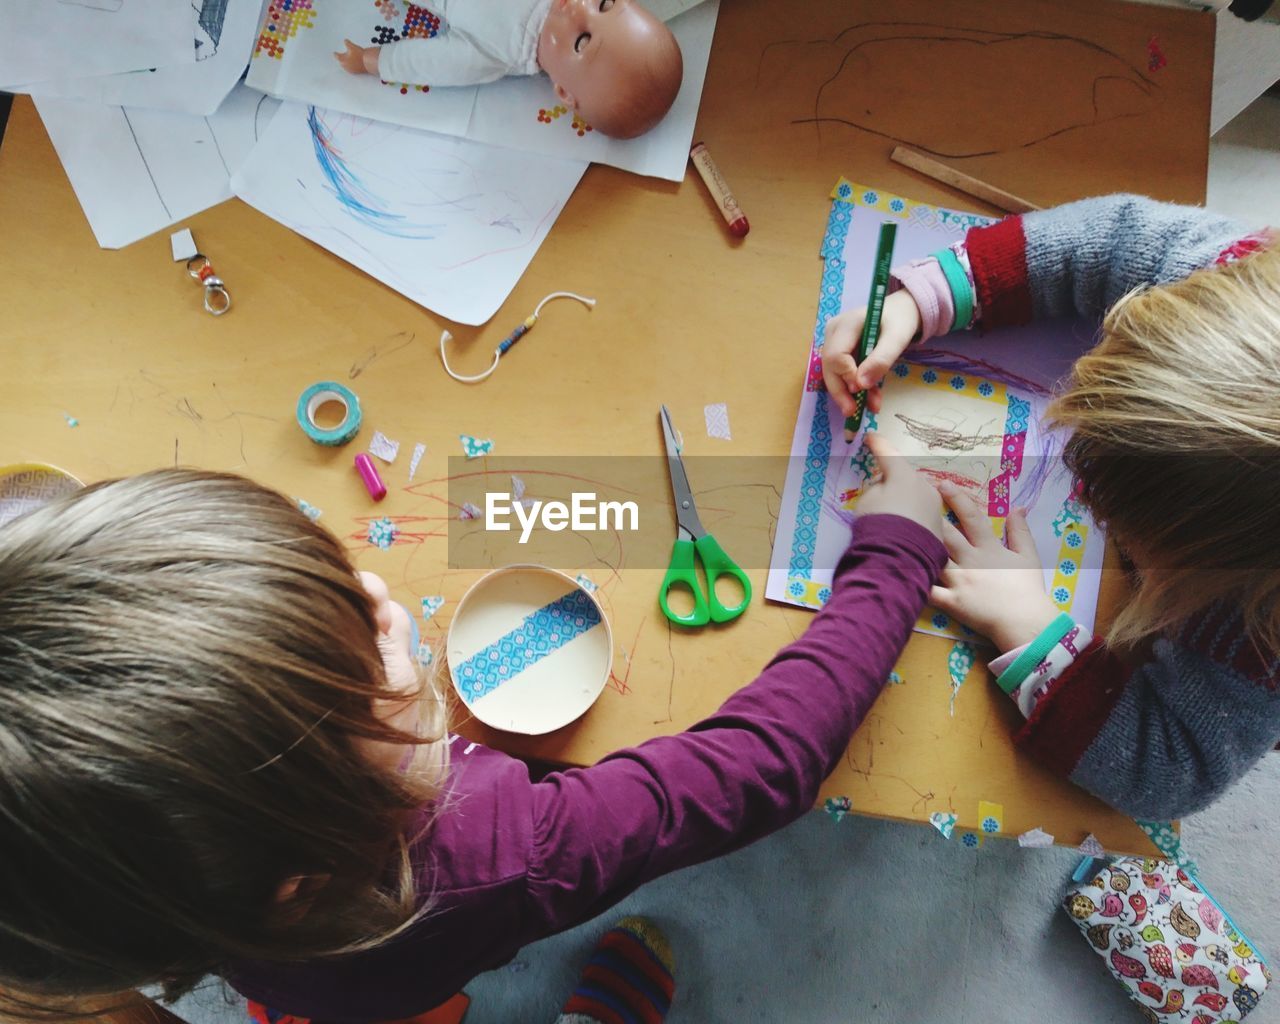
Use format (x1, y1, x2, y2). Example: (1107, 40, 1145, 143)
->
(658, 535, 753, 627)
(695, 533, 752, 623)
(659, 538, 710, 626)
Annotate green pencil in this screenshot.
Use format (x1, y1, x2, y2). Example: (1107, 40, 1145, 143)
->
(843, 221, 898, 443)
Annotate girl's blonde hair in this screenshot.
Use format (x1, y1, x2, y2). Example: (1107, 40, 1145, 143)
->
(1049, 244, 1280, 652)
(0, 470, 447, 1019)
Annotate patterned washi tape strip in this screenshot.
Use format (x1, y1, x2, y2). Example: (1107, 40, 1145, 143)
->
(454, 589, 602, 702)
(296, 381, 362, 446)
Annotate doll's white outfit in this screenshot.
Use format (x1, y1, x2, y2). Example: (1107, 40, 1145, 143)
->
(377, 0, 553, 86)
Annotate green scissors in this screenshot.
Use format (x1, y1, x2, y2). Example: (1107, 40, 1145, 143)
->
(658, 405, 753, 626)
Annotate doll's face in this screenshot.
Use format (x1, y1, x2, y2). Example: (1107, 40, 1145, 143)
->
(538, 0, 683, 138)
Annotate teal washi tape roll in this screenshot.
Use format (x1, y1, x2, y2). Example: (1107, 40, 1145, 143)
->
(296, 381, 362, 446)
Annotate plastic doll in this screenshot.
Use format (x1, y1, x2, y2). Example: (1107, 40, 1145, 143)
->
(334, 0, 684, 139)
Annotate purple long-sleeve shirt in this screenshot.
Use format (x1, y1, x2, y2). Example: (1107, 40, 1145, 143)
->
(228, 515, 946, 1022)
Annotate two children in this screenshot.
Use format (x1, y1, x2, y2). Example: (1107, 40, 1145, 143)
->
(0, 195, 1277, 1020)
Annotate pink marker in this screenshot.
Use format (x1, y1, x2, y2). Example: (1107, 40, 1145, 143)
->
(354, 452, 387, 501)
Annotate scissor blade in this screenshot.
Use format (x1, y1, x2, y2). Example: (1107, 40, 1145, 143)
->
(659, 405, 706, 539)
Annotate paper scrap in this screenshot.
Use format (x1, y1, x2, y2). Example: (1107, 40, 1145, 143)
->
(408, 442, 426, 481)
(978, 800, 1004, 835)
(369, 430, 400, 464)
(297, 498, 322, 522)
(887, 670, 905, 685)
(1147, 34, 1168, 73)
(947, 640, 975, 715)
(63, 414, 79, 428)
(1018, 828, 1056, 848)
(1136, 820, 1197, 873)
(170, 228, 197, 262)
(928, 811, 957, 840)
(960, 830, 985, 850)
(512, 475, 527, 501)
(367, 517, 398, 550)
(459, 502, 482, 520)
(1078, 833, 1105, 858)
(460, 435, 495, 460)
(824, 796, 852, 823)
(575, 574, 598, 593)
(704, 402, 732, 440)
(421, 596, 445, 622)
(415, 643, 435, 668)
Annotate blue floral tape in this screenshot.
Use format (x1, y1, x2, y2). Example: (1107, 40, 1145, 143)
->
(296, 381, 362, 446)
(454, 589, 602, 702)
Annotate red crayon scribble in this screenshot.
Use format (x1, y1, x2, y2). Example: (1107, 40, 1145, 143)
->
(1147, 35, 1167, 73)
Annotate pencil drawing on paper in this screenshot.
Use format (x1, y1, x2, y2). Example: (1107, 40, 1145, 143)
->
(893, 413, 1005, 453)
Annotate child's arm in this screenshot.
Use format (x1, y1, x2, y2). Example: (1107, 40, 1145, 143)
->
(933, 485, 1280, 821)
(334, 36, 511, 86)
(822, 196, 1256, 414)
(519, 448, 946, 934)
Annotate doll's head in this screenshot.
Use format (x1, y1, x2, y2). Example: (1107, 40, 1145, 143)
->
(538, 0, 684, 139)
(0, 469, 447, 1016)
(1049, 244, 1280, 652)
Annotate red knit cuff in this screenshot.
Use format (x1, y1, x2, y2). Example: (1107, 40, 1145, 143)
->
(1013, 637, 1127, 776)
(966, 216, 1032, 330)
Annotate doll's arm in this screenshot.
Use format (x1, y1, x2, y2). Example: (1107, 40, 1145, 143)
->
(375, 35, 510, 86)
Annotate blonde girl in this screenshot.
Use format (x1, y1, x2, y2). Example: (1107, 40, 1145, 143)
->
(823, 194, 1280, 822)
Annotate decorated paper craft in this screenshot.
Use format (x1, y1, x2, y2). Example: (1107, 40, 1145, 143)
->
(297, 497, 323, 521)
(824, 796, 852, 823)
(367, 516, 398, 549)
(704, 402, 731, 440)
(459, 434, 495, 459)
(245, 0, 720, 181)
(1079, 833, 1106, 858)
(369, 430, 400, 463)
(929, 811, 957, 840)
(978, 800, 1005, 835)
(421, 595, 445, 621)
(1018, 828, 1056, 848)
(231, 103, 587, 325)
(766, 181, 1107, 644)
(451, 589, 602, 701)
(947, 640, 975, 715)
(408, 442, 426, 480)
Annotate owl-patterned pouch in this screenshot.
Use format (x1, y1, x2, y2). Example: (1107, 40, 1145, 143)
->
(1063, 856, 1270, 1022)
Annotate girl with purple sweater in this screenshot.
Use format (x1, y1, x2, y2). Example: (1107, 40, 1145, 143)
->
(0, 447, 944, 1023)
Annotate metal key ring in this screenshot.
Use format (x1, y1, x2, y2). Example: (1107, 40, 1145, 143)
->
(203, 281, 232, 316)
(186, 254, 211, 279)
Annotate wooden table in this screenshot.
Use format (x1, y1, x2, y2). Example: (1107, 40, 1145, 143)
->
(0, 0, 1213, 853)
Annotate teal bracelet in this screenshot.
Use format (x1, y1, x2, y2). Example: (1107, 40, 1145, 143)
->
(934, 247, 975, 331)
(995, 613, 1077, 695)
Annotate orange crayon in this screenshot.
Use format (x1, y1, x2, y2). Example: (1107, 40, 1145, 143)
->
(689, 141, 749, 238)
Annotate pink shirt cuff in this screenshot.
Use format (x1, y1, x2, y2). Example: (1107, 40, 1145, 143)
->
(890, 257, 954, 343)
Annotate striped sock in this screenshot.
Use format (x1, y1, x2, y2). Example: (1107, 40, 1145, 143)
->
(555, 917, 675, 1024)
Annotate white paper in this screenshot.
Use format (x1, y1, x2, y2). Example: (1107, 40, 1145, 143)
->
(369, 430, 400, 463)
(245, 0, 719, 181)
(170, 228, 198, 261)
(1018, 828, 1056, 848)
(36, 83, 281, 249)
(0, 0, 197, 88)
(231, 102, 587, 325)
(19, 0, 263, 116)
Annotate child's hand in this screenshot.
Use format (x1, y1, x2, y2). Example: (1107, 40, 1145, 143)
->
(854, 433, 943, 541)
(930, 484, 1061, 651)
(821, 289, 921, 418)
(335, 39, 377, 75)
